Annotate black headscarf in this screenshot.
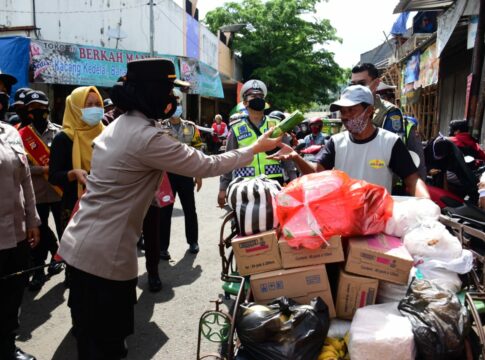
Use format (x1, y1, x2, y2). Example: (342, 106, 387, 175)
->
(110, 79, 177, 120)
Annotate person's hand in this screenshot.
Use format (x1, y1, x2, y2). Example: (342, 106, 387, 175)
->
(251, 127, 283, 154)
(267, 143, 298, 161)
(42, 166, 49, 175)
(68, 169, 88, 185)
(217, 190, 226, 208)
(27, 227, 40, 248)
(195, 177, 202, 192)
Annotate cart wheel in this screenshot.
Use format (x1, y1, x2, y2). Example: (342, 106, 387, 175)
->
(200, 311, 231, 343)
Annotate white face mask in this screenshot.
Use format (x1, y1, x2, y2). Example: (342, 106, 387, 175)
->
(172, 105, 183, 119)
(81, 107, 104, 126)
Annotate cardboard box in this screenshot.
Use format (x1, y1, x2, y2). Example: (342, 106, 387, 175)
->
(250, 265, 336, 318)
(336, 270, 378, 320)
(231, 230, 282, 276)
(279, 236, 344, 269)
(345, 234, 413, 285)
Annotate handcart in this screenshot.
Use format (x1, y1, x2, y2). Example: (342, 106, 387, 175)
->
(440, 214, 485, 359)
(197, 211, 250, 360)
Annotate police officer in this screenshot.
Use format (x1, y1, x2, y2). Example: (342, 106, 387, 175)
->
(350, 63, 426, 180)
(218, 79, 297, 208)
(159, 88, 203, 258)
(10, 87, 32, 128)
(57, 59, 282, 359)
(19, 90, 64, 290)
(0, 71, 17, 122)
(0, 73, 40, 360)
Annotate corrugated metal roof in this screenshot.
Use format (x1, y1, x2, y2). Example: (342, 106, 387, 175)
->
(393, 0, 455, 14)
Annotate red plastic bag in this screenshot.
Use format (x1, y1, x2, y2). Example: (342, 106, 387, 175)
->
(155, 172, 175, 208)
(275, 170, 393, 249)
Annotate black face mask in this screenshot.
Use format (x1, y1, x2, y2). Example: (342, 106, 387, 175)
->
(247, 97, 266, 111)
(28, 108, 49, 123)
(0, 92, 9, 120)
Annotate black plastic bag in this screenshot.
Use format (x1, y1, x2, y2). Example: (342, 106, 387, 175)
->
(235, 296, 330, 360)
(398, 279, 470, 360)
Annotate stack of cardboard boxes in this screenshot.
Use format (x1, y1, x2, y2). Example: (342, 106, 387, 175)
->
(232, 231, 414, 320)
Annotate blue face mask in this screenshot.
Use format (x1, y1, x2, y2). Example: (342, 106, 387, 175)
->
(81, 107, 104, 126)
(172, 105, 183, 119)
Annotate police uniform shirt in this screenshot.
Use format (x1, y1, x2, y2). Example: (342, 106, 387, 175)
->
(160, 118, 202, 149)
(313, 128, 417, 192)
(58, 110, 254, 281)
(0, 122, 41, 250)
(373, 96, 404, 134)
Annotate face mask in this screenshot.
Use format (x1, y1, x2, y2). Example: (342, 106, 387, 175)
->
(311, 126, 321, 135)
(172, 105, 183, 118)
(81, 107, 104, 126)
(343, 108, 368, 134)
(247, 97, 265, 111)
(28, 108, 49, 123)
(0, 92, 9, 119)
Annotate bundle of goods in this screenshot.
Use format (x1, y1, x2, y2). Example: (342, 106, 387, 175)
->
(236, 297, 330, 360)
(275, 170, 393, 249)
(227, 176, 281, 236)
(385, 197, 473, 293)
(398, 279, 471, 360)
(348, 302, 416, 360)
(224, 175, 476, 360)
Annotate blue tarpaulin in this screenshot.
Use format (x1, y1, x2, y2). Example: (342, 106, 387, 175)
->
(391, 12, 410, 36)
(0, 36, 31, 97)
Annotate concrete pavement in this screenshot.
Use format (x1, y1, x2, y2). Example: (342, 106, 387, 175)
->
(18, 176, 233, 360)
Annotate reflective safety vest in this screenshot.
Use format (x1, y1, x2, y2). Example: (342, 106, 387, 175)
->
(231, 116, 283, 179)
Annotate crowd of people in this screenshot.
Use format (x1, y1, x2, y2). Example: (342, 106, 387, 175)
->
(1, 58, 485, 360)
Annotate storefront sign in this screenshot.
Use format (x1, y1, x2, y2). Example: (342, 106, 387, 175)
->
(404, 52, 420, 85)
(418, 43, 439, 87)
(180, 58, 224, 98)
(30, 39, 179, 87)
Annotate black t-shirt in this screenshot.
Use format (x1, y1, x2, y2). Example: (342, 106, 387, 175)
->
(313, 128, 417, 180)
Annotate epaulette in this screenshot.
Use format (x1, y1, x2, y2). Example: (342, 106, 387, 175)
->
(229, 113, 248, 127)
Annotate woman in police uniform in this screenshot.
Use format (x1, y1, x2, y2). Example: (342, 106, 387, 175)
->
(57, 59, 282, 359)
(0, 73, 40, 360)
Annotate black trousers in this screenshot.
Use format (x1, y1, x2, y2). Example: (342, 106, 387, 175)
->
(0, 241, 30, 357)
(68, 266, 137, 360)
(160, 173, 198, 251)
(142, 205, 160, 276)
(31, 202, 62, 267)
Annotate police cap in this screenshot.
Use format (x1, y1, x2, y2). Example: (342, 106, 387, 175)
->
(24, 90, 49, 106)
(241, 79, 267, 100)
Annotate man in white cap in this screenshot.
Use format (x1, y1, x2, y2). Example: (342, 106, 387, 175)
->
(269, 85, 429, 197)
(217, 79, 297, 207)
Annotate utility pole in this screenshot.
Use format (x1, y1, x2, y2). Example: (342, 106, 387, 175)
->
(149, 0, 155, 56)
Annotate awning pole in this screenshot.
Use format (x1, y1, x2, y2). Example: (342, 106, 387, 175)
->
(469, 0, 485, 138)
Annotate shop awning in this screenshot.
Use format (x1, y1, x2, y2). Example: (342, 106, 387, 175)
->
(393, 0, 455, 14)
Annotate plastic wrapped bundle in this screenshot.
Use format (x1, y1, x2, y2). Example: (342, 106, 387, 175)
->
(227, 176, 282, 236)
(348, 302, 415, 360)
(385, 197, 441, 237)
(276, 170, 393, 249)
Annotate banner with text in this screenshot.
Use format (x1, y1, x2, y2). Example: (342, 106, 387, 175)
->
(30, 39, 179, 87)
(180, 58, 224, 98)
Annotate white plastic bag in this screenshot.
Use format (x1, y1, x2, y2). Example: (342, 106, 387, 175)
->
(385, 198, 441, 237)
(327, 319, 352, 339)
(417, 264, 462, 293)
(403, 221, 462, 260)
(349, 302, 415, 360)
